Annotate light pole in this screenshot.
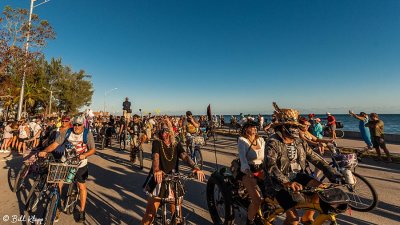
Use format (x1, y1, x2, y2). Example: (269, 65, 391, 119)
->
(42, 87, 60, 117)
(104, 88, 118, 114)
(17, 0, 51, 120)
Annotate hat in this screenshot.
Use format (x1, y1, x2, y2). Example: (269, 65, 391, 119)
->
(72, 116, 85, 125)
(326, 112, 331, 115)
(62, 116, 70, 121)
(242, 120, 258, 129)
(270, 102, 302, 128)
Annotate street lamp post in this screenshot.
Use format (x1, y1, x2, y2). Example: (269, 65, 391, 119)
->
(17, 0, 50, 120)
(104, 88, 118, 114)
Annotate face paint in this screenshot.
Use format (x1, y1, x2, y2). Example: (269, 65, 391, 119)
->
(162, 132, 169, 140)
(288, 126, 300, 138)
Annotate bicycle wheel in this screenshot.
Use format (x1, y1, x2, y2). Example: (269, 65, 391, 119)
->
(206, 175, 234, 225)
(336, 130, 345, 138)
(139, 148, 144, 170)
(344, 172, 378, 212)
(193, 148, 203, 170)
(25, 175, 45, 212)
(100, 136, 105, 150)
(120, 133, 126, 150)
(14, 164, 29, 192)
(43, 193, 59, 225)
(64, 183, 79, 215)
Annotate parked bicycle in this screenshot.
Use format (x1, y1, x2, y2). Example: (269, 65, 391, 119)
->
(323, 121, 345, 138)
(186, 134, 204, 170)
(305, 142, 378, 212)
(207, 168, 349, 225)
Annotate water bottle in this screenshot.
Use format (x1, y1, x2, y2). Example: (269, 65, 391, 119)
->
(66, 168, 76, 183)
(342, 169, 355, 185)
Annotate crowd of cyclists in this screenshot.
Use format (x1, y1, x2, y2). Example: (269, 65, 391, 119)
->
(0, 98, 386, 225)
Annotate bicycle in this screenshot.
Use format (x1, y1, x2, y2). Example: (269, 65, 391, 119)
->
(25, 154, 54, 213)
(119, 128, 131, 151)
(323, 122, 344, 138)
(130, 134, 144, 170)
(186, 134, 204, 170)
(100, 124, 114, 150)
(148, 171, 195, 225)
(41, 145, 80, 225)
(207, 168, 349, 225)
(13, 143, 41, 192)
(305, 143, 378, 212)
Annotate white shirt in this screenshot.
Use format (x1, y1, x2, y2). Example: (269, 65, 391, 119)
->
(238, 137, 265, 173)
(33, 124, 42, 136)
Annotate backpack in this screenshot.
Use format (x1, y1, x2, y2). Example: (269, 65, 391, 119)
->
(54, 128, 89, 155)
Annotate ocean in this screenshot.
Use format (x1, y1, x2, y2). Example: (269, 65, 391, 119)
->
(219, 114, 400, 135)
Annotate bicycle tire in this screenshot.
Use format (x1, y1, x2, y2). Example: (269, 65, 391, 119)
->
(64, 183, 78, 215)
(43, 193, 59, 225)
(336, 130, 345, 138)
(25, 176, 43, 212)
(139, 148, 144, 170)
(319, 169, 378, 212)
(345, 172, 378, 212)
(120, 133, 126, 150)
(193, 148, 203, 170)
(100, 136, 105, 150)
(206, 175, 234, 225)
(14, 164, 29, 192)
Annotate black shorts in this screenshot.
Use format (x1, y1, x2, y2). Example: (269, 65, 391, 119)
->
(372, 136, 386, 149)
(18, 137, 28, 142)
(275, 173, 316, 211)
(75, 166, 89, 183)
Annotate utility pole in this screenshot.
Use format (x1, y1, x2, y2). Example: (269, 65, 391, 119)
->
(17, 0, 51, 120)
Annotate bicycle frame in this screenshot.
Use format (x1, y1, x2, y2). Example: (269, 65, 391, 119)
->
(259, 197, 337, 225)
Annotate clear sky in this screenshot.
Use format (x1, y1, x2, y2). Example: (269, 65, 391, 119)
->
(3, 0, 400, 115)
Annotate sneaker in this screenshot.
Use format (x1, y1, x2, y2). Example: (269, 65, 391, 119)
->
(54, 210, 61, 222)
(3, 149, 10, 153)
(0, 149, 4, 153)
(78, 211, 86, 223)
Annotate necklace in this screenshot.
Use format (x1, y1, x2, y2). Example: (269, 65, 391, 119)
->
(161, 141, 174, 162)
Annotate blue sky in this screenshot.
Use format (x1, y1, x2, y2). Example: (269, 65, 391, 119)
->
(3, 0, 400, 115)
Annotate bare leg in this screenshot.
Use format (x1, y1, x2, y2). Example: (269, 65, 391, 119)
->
(301, 179, 321, 222)
(141, 197, 161, 225)
(78, 182, 87, 212)
(283, 208, 299, 225)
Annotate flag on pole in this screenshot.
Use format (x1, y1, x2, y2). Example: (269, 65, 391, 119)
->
(207, 104, 212, 121)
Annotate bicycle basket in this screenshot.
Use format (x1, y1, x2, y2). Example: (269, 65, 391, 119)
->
(47, 163, 78, 184)
(193, 136, 205, 145)
(334, 153, 358, 169)
(318, 188, 349, 214)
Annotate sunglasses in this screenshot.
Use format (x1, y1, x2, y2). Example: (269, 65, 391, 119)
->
(73, 123, 83, 127)
(62, 120, 70, 122)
